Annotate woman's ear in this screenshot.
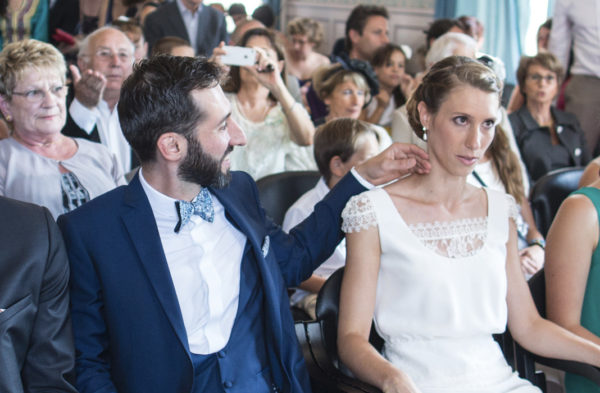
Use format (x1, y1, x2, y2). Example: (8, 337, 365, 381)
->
(417, 101, 431, 130)
(0, 95, 13, 121)
(156, 132, 185, 162)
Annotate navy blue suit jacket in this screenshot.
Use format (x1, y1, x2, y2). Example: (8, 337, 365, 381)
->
(58, 170, 365, 393)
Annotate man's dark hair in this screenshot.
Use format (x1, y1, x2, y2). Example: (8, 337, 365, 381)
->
(118, 55, 224, 163)
(252, 4, 275, 29)
(344, 5, 389, 52)
(425, 18, 466, 50)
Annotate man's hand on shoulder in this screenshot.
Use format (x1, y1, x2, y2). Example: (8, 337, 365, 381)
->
(70, 64, 106, 109)
(355, 142, 430, 186)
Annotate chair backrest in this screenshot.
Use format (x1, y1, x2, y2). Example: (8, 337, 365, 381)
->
(315, 268, 384, 373)
(256, 171, 320, 225)
(530, 167, 584, 237)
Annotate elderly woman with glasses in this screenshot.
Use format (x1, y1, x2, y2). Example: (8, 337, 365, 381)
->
(509, 52, 589, 183)
(0, 40, 125, 218)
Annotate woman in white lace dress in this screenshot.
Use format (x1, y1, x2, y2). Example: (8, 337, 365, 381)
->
(337, 56, 600, 393)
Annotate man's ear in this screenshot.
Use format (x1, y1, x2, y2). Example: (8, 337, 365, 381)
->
(156, 132, 186, 162)
(329, 155, 347, 178)
(348, 29, 361, 46)
(417, 101, 431, 130)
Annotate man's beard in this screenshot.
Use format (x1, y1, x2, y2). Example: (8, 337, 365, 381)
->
(177, 135, 232, 189)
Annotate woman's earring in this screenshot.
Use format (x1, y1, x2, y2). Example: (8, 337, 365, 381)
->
(4, 115, 11, 122)
(422, 126, 428, 141)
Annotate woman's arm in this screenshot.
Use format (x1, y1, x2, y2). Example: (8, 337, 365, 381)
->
(518, 197, 545, 276)
(579, 158, 600, 188)
(338, 227, 421, 393)
(506, 215, 600, 365)
(250, 48, 315, 146)
(545, 193, 600, 345)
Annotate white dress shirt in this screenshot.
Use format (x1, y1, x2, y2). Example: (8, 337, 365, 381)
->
(69, 98, 132, 173)
(282, 177, 346, 305)
(139, 170, 246, 354)
(176, 0, 200, 52)
(550, 0, 600, 79)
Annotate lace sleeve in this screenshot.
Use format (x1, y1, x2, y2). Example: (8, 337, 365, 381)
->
(505, 194, 520, 224)
(341, 193, 378, 233)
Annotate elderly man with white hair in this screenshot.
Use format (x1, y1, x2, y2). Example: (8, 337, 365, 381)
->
(62, 26, 135, 173)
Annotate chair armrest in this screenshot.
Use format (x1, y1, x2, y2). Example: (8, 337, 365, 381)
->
(533, 355, 600, 385)
(297, 320, 383, 393)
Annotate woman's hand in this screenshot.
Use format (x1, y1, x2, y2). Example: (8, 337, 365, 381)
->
(519, 245, 544, 276)
(399, 73, 416, 98)
(375, 89, 391, 108)
(210, 41, 229, 72)
(243, 46, 285, 96)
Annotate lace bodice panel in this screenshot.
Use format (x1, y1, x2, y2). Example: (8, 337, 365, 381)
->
(341, 191, 519, 259)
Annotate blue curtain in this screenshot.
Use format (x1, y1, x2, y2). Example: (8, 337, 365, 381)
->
(434, 0, 530, 85)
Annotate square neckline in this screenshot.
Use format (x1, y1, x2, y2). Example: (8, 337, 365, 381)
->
(375, 186, 492, 260)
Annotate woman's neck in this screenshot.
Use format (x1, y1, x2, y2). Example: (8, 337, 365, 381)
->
(237, 82, 270, 104)
(13, 131, 76, 161)
(526, 100, 553, 127)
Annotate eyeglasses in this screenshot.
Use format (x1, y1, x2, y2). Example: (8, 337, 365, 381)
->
(12, 85, 68, 103)
(527, 73, 556, 83)
(92, 49, 133, 63)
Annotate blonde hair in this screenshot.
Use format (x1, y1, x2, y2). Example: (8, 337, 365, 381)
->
(287, 17, 324, 48)
(0, 39, 66, 98)
(312, 63, 370, 103)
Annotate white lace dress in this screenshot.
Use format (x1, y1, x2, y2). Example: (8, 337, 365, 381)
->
(341, 187, 541, 393)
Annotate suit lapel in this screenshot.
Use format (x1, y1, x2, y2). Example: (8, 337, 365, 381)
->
(167, 2, 191, 42)
(120, 176, 189, 352)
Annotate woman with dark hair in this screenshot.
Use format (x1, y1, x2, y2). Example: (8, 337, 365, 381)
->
(509, 52, 589, 182)
(365, 43, 414, 129)
(222, 28, 316, 179)
(337, 56, 600, 393)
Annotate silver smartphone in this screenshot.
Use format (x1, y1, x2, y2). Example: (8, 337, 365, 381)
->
(221, 46, 256, 66)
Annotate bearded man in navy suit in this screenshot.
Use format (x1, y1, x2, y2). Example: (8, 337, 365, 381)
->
(58, 55, 429, 393)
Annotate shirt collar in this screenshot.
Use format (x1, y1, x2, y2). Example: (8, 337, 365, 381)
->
(176, 0, 202, 16)
(139, 168, 179, 222)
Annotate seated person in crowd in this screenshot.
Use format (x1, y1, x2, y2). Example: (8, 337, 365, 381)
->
(545, 175, 600, 393)
(63, 26, 135, 173)
(468, 126, 545, 278)
(283, 118, 380, 319)
(113, 18, 148, 64)
(285, 17, 330, 83)
(311, 62, 391, 150)
(151, 36, 195, 57)
(221, 28, 316, 180)
(332, 4, 390, 63)
(338, 55, 600, 393)
(509, 52, 589, 183)
(0, 39, 125, 219)
(143, 0, 227, 57)
(0, 196, 76, 393)
(364, 43, 414, 130)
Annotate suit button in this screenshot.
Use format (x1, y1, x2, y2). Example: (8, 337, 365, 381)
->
(218, 350, 226, 358)
(223, 381, 233, 388)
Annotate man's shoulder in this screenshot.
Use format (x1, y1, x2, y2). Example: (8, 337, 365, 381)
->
(0, 196, 48, 225)
(145, 2, 178, 23)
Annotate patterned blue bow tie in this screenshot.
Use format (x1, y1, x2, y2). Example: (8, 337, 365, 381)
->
(174, 188, 214, 233)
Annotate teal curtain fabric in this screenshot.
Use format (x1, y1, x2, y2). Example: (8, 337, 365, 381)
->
(434, 0, 530, 85)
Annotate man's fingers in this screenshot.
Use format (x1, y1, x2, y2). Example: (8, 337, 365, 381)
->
(69, 64, 82, 84)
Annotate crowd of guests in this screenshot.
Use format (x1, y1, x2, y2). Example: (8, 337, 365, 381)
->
(2, 1, 600, 392)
